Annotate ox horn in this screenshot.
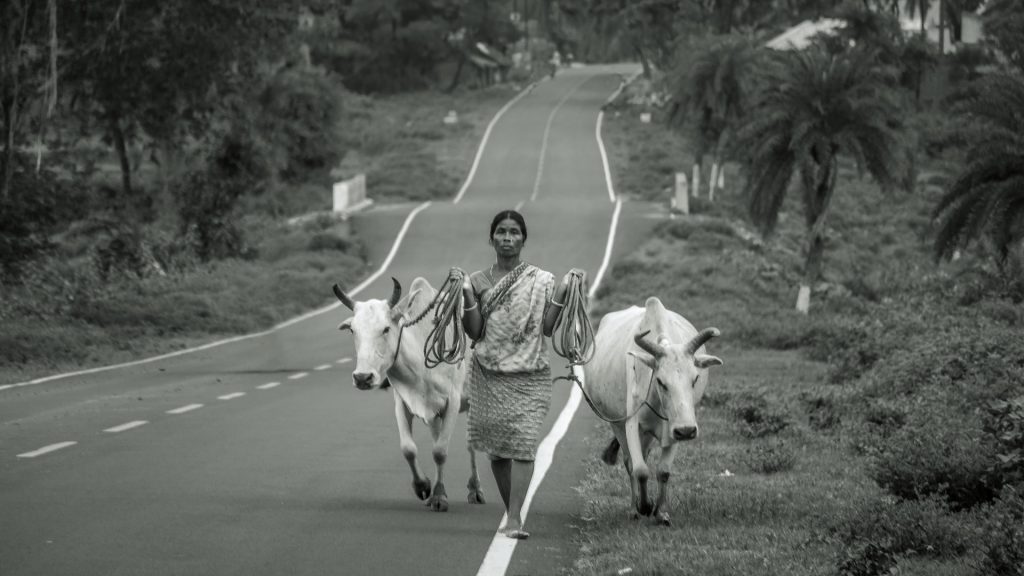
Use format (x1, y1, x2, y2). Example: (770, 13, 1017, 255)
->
(685, 327, 721, 356)
(333, 283, 355, 311)
(634, 330, 666, 358)
(388, 277, 402, 309)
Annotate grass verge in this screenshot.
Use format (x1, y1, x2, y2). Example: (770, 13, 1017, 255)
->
(568, 99, 1022, 574)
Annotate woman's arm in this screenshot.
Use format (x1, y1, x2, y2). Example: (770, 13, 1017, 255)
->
(542, 273, 570, 337)
(462, 277, 483, 341)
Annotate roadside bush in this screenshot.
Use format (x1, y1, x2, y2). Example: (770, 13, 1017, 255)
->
(869, 401, 998, 508)
(985, 398, 1024, 487)
(0, 167, 59, 280)
(976, 486, 1024, 576)
(257, 68, 346, 180)
(836, 540, 898, 576)
(744, 438, 796, 474)
(834, 494, 976, 558)
(801, 392, 842, 431)
(732, 394, 790, 438)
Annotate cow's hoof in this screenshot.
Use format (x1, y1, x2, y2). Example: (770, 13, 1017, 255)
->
(637, 499, 654, 517)
(655, 511, 671, 526)
(428, 494, 449, 512)
(413, 478, 432, 501)
(468, 489, 486, 504)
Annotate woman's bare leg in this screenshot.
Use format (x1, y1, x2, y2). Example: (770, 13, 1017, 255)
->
(490, 456, 511, 510)
(504, 459, 534, 537)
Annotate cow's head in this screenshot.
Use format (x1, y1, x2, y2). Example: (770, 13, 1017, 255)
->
(333, 278, 421, 390)
(630, 322, 722, 442)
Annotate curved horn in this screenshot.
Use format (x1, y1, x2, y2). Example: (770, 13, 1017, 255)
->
(685, 327, 721, 356)
(634, 330, 666, 358)
(333, 283, 355, 311)
(388, 277, 402, 309)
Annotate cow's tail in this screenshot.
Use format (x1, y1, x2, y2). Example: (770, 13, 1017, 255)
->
(601, 437, 620, 466)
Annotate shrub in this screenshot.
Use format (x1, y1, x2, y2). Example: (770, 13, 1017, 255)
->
(834, 494, 976, 558)
(0, 166, 59, 280)
(307, 232, 352, 252)
(801, 392, 842, 431)
(257, 68, 346, 179)
(869, 401, 998, 509)
(732, 394, 790, 438)
(744, 438, 796, 474)
(836, 540, 898, 576)
(985, 398, 1024, 487)
(976, 486, 1024, 576)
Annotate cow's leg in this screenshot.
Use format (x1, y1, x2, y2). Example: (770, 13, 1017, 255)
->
(624, 415, 653, 516)
(425, 398, 461, 512)
(467, 447, 486, 504)
(653, 435, 678, 527)
(395, 395, 431, 501)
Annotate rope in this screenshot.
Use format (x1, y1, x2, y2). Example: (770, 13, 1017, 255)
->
(550, 268, 595, 366)
(420, 268, 468, 369)
(549, 269, 668, 423)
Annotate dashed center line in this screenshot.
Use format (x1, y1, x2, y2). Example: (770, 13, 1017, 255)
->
(288, 372, 309, 380)
(17, 441, 77, 458)
(166, 403, 203, 415)
(314, 364, 332, 371)
(257, 382, 280, 390)
(336, 358, 352, 365)
(217, 392, 245, 400)
(104, 420, 148, 433)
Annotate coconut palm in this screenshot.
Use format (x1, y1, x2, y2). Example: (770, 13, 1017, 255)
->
(667, 35, 757, 200)
(734, 45, 906, 313)
(932, 72, 1024, 265)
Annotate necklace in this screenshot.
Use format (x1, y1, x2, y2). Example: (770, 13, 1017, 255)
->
(487, 260, 520, 285)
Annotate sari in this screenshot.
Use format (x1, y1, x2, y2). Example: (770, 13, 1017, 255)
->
(466, 263, 555, 460)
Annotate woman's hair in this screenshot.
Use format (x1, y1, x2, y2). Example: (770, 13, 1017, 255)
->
(489, 210, 527, 241)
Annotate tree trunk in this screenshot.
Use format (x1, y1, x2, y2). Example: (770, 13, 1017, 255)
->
(108, 112, 133, 198)
(447, 53, 466, 93)
(635, 43, 651, 79)
(1, 95, 16, 202)
(796, 153, 838, 314)
(938, 0, 946, 55)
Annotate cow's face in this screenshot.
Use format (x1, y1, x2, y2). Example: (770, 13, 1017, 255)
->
(333, 279, 413, 390)
(632, 329, 723, 441)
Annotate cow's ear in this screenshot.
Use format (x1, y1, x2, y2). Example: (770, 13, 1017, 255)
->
(694, 354, 723, 369)
(338, 317, 354, 332)
(627, 350, 658, 370)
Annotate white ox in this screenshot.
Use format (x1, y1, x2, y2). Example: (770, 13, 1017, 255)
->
(583, 297, 722, 525)
(333, 277, 485, 512)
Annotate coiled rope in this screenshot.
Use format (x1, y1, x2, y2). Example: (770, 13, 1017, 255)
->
(550, 268, 595, 366)
(551, 269, 666, 423)
(415, 267, 468, 369)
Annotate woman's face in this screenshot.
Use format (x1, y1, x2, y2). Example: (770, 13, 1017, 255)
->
(491, 218, 525, 258)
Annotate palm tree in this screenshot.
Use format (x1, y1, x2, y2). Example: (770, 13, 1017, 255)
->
(734, 46, 906, 313)
(932, 72, 1024, 265)
(667, 35, 757, 201)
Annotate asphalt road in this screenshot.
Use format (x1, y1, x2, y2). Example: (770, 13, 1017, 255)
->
(0, 65, 654, 576)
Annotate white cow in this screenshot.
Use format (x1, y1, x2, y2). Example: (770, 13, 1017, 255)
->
(333, 277, 485, 511)
(582, 297, 722, 525)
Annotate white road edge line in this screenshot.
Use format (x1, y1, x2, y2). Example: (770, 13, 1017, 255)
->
(475, 97, 626, 574)
(453, 82, 537, 204)
(529, 78, 591, 203)
(5, 78, 533, 393)
(314, 364, 332, 371)
(17, 441, 78, 458)
(257, 382, 280, 390)
(288, 372, 309, 381)
(104, 420, 148, 433)
(217, 392, 245, 400)
(166, 404, 203, 415)
(336, 358, 352, 365)
(596, 71, 641, 204)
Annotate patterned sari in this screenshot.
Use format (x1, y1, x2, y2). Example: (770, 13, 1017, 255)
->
(467, 263, 555, 460)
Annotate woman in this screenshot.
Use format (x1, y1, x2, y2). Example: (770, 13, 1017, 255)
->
(461, 209, 572, 540)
